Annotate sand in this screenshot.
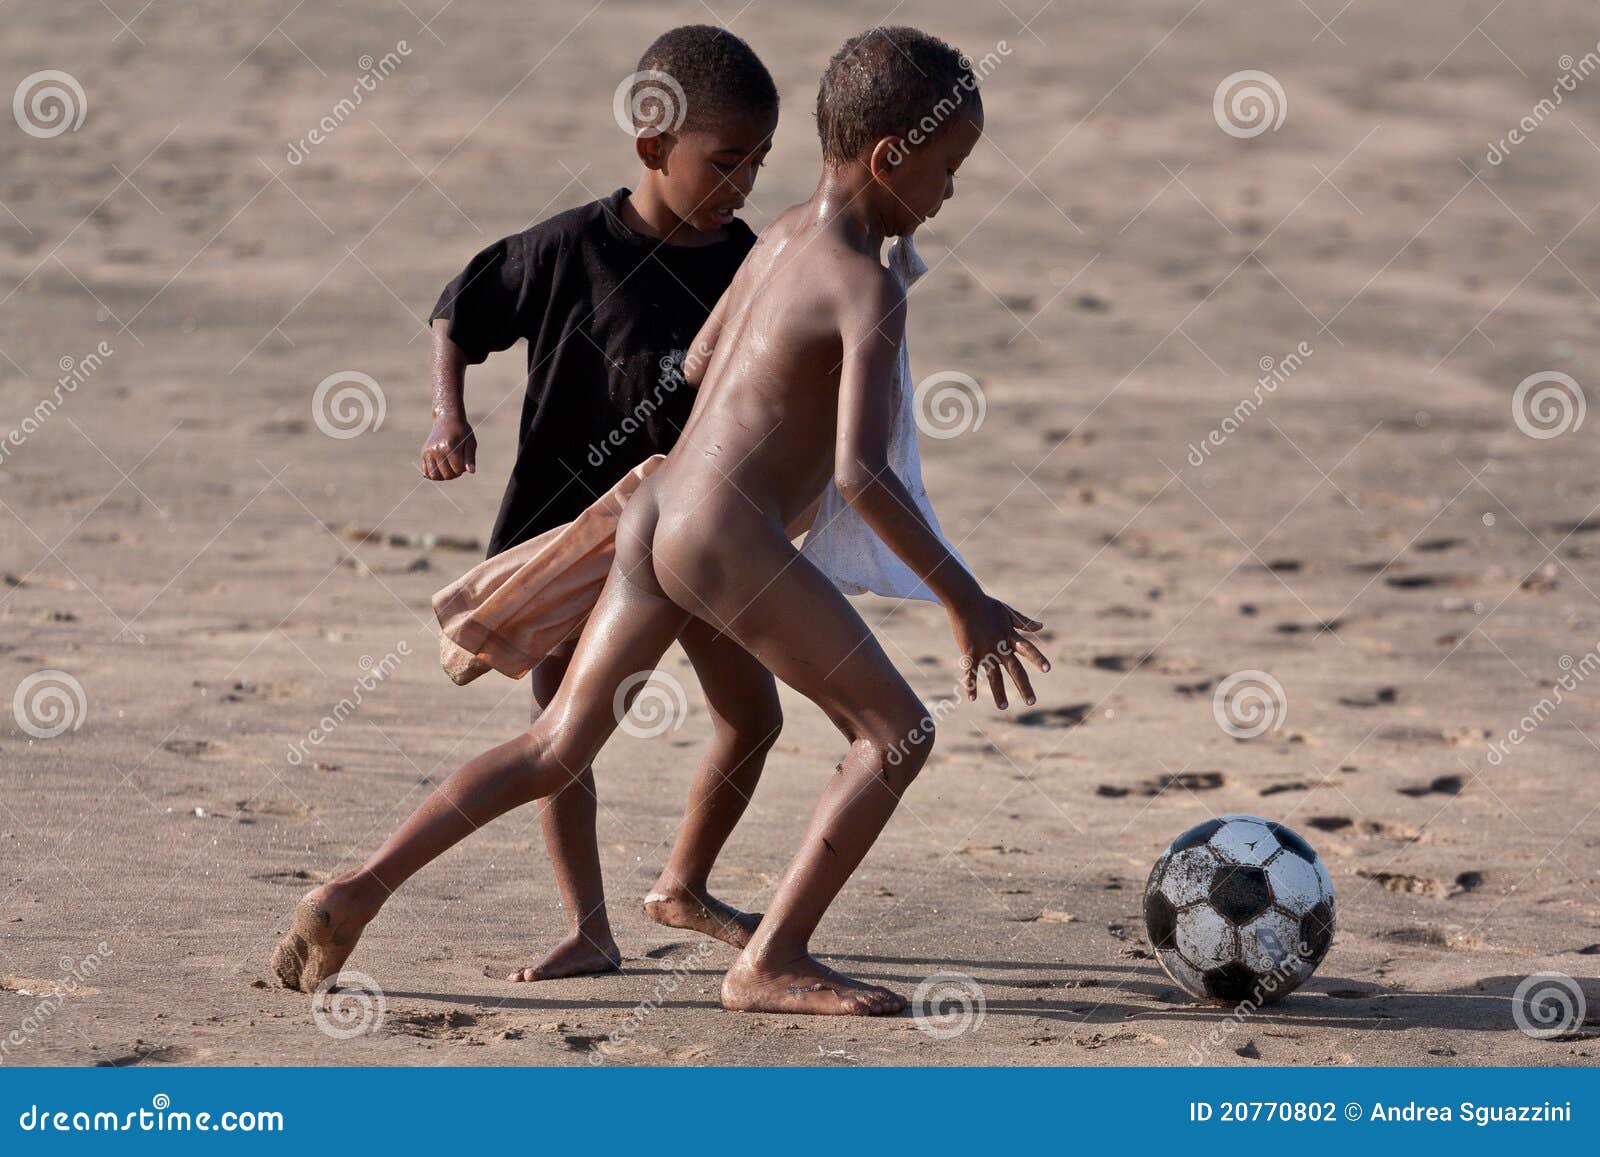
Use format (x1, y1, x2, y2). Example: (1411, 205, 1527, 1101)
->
(2, 0, 1598, 1067)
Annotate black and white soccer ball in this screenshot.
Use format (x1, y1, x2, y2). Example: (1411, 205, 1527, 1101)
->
(1144, 815, 1335, 1005)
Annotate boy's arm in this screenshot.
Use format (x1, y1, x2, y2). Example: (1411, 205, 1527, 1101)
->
(834, 272, 1049, 707)
(420, 317, 477, 480)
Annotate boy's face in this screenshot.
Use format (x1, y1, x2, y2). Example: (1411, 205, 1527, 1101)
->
(641, 108, 778, 233)
(877, 103, 984, 236)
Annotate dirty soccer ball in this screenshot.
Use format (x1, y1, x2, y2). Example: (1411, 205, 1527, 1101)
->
(1143, 815, 1335, 1005)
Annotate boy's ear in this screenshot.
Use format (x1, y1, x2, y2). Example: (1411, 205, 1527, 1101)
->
(635, 131, 676, 171)
(867, 136, 907, 183)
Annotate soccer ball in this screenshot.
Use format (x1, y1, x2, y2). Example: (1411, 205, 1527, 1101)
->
(1143, 815, 1335, 1005)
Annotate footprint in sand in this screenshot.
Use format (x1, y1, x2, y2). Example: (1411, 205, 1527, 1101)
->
(1091, 652, 1153, 673)
(1338, 686, 1398, 708)
(1358, 869, 1450, 897)
(1398, 774, 1464, 797)
(1377, 927, 1486, 950)
(387, 1010, 482, 1040)
(163, 737, 217, 757)
(1306, 816, 1423, 841)
(1138, 770, 1227, 795)
(1414, 537, 1463, 553)
(1258, 780, 1313, 796)
(1385, 573, 1459, 589)
(1015, 702, 1091, 728)
(1275, 619, 1344, 636)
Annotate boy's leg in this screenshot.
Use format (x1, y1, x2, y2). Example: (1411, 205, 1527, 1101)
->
(643, 620, 782, 946)
(656, 532, 933, 1017)
(272, 567, 690, 993)
(507, 642, 622, 982)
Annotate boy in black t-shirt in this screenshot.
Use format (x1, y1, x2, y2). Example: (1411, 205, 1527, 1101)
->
(418, 26, 780, 982)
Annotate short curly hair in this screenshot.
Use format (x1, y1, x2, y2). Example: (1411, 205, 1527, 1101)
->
(816, 26, 978, 165)
(627, 25, 778, 135)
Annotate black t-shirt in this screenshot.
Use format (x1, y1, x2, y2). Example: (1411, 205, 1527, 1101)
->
(430, 187, 756, 556)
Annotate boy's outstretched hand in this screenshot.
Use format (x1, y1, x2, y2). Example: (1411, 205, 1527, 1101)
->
(949, 593, 1051, 709)
(421, 414, 477, 480)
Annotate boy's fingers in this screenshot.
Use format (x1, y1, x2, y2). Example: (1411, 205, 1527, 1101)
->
(1007, 605, 1044, 632)
(986, 662, 1007, 709)
(1013, 636, 1051, 672)
(1005, 655, 1035, 706)
(960, 654, 977, 700)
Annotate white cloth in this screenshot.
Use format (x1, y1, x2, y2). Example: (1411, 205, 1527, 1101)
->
(800, 236, 966, 603)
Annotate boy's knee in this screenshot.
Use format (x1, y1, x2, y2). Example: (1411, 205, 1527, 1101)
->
(878, 702, 936, 781)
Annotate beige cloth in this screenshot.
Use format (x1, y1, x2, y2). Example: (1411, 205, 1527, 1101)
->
(432, 457, 664, 685)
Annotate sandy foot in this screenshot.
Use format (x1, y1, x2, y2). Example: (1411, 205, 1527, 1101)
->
(721, 953, 906, 1015)
(506, 931, 622, 982)
(644, 889, 762, 948)
(271, 886, 377, 993)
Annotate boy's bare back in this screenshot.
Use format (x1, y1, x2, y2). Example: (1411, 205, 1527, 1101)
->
(654, 203, 902, 532)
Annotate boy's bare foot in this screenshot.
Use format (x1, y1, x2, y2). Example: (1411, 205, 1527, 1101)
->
(720, 952, 906, 1016)
(506, 931, 621, 982)
(272, 882, 380, 993)
(643, 888, 762, 948)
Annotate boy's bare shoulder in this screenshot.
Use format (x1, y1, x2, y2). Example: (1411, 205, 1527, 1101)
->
(834, 250, 905, 333)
